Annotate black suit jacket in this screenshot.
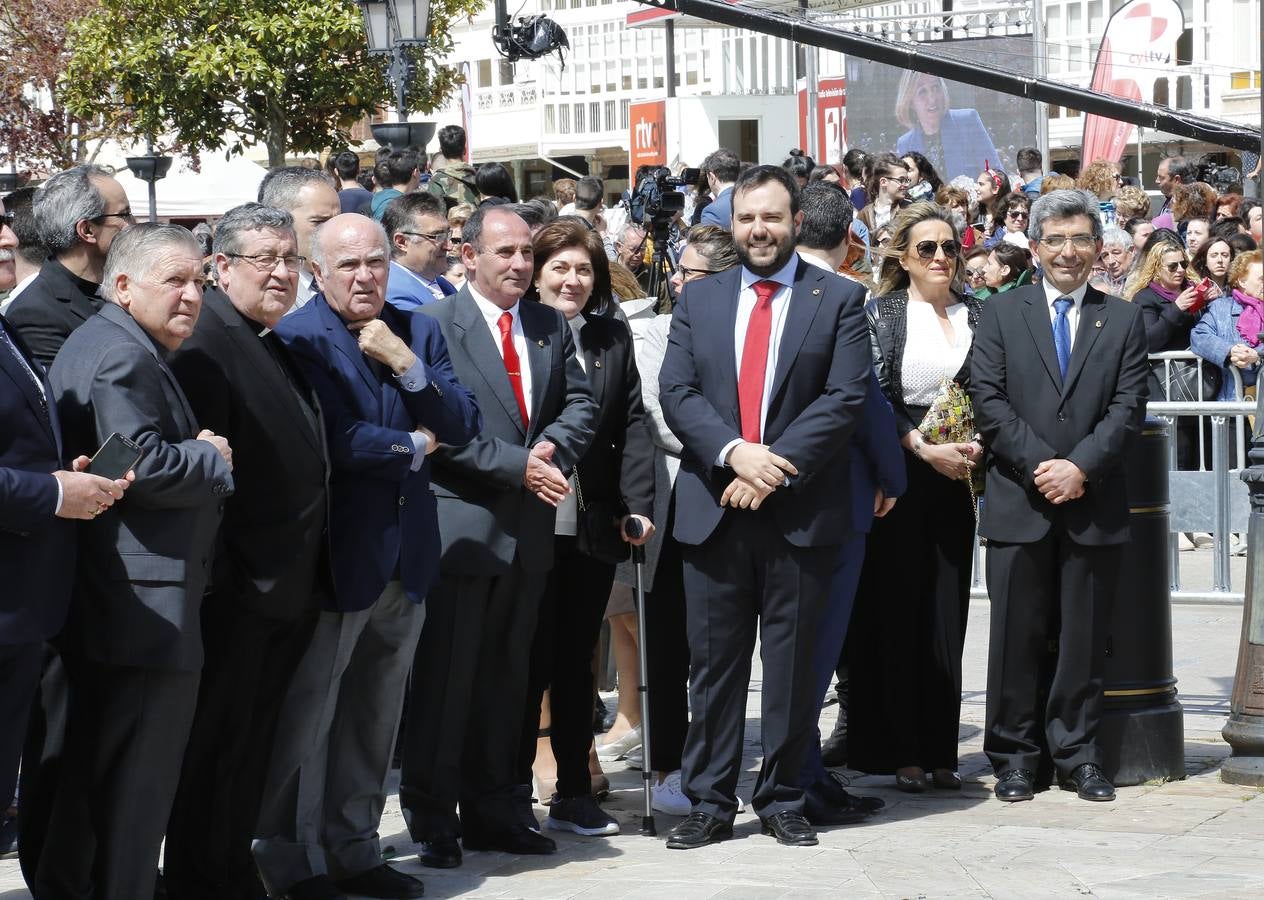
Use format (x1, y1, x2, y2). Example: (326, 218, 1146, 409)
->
(0, 315, 75, 644)
(4, 259, 104, 369)
(658, 258, 871, 548)
(970, 284, 1150, 546)
(574, 312, 654, 520)
(420, 288, 598, 576)
(49, 303, 234, 672)
(168, 288, 332, 621)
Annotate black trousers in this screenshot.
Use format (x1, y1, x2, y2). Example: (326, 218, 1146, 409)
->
(679, 509, 835, 820)
(643, 501, 690, 775)
(24, 654, 200, 900)
(846, 453, 975, 774)
(399, 556, 546, 839)
(164, 597, 318, 900)
(984, 534, 1119, 779)
(515, 536, 616, 799)
(0, 641, 43, 810)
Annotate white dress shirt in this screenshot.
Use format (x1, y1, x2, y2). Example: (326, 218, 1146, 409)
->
(0, 271, 39, 314)
(289, 270, 318, 313)
(1041, 279, 1089, 351)
(468, 283, 534, 418)
(716, 253, 800, 465)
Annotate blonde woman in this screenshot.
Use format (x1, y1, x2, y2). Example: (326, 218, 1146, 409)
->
(893, 71, 1000, 182)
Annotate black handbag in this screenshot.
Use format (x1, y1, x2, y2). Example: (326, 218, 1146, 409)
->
(573, 465, 629, 564)
(1153, 358, 1222, 402)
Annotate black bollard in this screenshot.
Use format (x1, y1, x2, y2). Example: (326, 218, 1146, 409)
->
(1097, 417, 1187, 786)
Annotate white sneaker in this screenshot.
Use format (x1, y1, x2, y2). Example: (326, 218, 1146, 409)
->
(652, 771, 692, 816)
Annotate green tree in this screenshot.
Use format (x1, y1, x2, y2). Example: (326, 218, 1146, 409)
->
(60, 0, 480, 166)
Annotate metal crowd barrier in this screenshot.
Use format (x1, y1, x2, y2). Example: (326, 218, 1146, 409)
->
(970, 352, 1252, 606)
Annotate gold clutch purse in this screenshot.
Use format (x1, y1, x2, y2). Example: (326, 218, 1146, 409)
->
(917, 378, 983, 510)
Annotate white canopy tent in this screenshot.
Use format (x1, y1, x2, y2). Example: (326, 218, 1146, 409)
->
(114, 153, 269, 219)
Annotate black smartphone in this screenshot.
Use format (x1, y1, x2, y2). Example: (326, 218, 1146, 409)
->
(86, 432, 144, 480)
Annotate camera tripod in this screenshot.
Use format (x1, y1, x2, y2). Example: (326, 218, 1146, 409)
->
(642, 214, 678, 311)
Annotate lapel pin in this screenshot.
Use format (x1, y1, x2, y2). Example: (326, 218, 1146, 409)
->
(593, 359, 603, 368)
(812, 288, 821, 295)
(1095, 320, 1103, 328)
(536, 339, 545, 347)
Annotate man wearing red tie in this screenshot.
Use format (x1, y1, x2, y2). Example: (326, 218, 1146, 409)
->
(658, 165, 872, 849)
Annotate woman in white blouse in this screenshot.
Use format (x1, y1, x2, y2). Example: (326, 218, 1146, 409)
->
(846, 202, 984, 794)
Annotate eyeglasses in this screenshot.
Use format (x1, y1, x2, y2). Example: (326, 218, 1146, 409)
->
(90, 209, 135, 224)
(400, 230, 451, 245)
(882, 173, 911, 186)
(1006, 210, 1029, 220)
(228, 253, 305, 272)
(1163, 260, 1186, 273)
(913, 239, 961, 260)
(1037, 234, 1098, 251)
(482, 246, 533, 261)
(0, 213, 13, 228)
(965, 268, 987, 280)
(678, 265, 720, 280)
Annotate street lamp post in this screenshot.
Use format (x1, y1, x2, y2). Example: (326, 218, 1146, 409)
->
(1222, 386, 1264, 786)
(356, 0, 436, 150)
(125, 136, 173, 223)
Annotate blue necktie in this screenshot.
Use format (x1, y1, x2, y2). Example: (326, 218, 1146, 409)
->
(1052, 297, 1073, 382)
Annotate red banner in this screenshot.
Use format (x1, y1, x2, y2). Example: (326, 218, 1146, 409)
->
(798, 77, 847, 164)
(629, 100, 667, 168)
(1081, 0, 1185, 164)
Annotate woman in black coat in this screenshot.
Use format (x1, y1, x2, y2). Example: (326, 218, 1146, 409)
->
(515, 219, 655, 837)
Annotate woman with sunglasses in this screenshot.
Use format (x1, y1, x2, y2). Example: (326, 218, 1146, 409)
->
(962, 246, 990, 295)
(847, 202, 982, 793)
(983, 192, 1031, 250)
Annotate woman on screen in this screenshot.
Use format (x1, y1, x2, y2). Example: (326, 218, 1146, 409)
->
(894, 72, 1000, 183)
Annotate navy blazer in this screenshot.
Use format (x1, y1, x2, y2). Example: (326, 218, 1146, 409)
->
(659, 258, 872, 548)
(845, 370, 907, 536)
(275, 295, 481, 612)
(895, 108, 1001, 182)
(386, 260, 457, 314)
(699, 186, 733, 229)
(0, 315, 75, 645)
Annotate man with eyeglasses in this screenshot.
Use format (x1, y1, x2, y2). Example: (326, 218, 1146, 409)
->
(252, 213, 480, 900)
(400, 205, 597, 868)
(6, 164, 134, 368)
(383, 193, 457, 313)
(970, 189, 1149, 806)
(163, 203, 332, 899)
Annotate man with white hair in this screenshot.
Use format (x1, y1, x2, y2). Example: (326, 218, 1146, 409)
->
(6, 164, 135, 366)
(252, 213, 480, 900)
(1092, 227, 1135, 295)
(27, 223, 235, 899)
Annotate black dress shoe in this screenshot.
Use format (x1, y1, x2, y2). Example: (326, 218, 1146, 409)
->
(334, 865, 424, 899)
(994, 769, 1035, 802)
(282, 875, 347, 900)
(931, 770, 963, 790)
(463, 823, 557, 855)
(803, 791, 870, 827)
(818, 771, 884, 813)
(1062, 764, 1116, 802)
(760, 811, 818, 847)
(894, 770, 927, 793)
(665, 811, 734, 850)
(417, 835, 462, 869)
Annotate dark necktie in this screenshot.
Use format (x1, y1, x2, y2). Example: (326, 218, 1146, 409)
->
(0, 323, 49, 419)
(738, 280, 778, 443)
(498, 311, 529, 430)
(1052, 296, 1073, 381)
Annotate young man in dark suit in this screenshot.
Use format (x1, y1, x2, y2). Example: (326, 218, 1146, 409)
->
(32, 224, 235, 899)
(401, 206, 597, 868)
(251, 214, 479, 900)
(970, 188, 1150, 804)
(164, 203, 333, 900)
(0, 201, 131, 859)
(658, 165, 872, 849)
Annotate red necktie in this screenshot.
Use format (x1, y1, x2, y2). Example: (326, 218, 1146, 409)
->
(498, 311, 529, 430)
(738, 280, 778, 444)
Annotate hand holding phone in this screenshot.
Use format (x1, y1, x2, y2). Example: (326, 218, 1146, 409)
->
(86, 432, 144, 480)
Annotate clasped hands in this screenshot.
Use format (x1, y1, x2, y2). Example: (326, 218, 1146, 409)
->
(1228, 343, 1260, 370)
(720, 442, 798, 510)
(524, 441, 568, 506)
(1034, 458, 1085, 505)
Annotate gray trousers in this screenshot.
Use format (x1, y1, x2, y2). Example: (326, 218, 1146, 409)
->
(252, 582, 424, 892)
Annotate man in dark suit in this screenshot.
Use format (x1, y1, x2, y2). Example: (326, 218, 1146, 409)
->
(163, 203, 332, 900)
(0, 199, 131, 857)
(383, 193, 457, 313)
(401, 205, 597, 867)
(28, 223, 235, 899)
(793, 182, 904, 823)
(5, 164, 135, 367)
(698, 148, 739, 229)
(658, 165, 871, 850)
(251, 213, 479, 900)
(970, 189, 1150, 804)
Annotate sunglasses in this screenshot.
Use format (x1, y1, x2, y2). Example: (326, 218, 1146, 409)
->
(965, 268, 987, 280)
(1007, 210, 1029, 220)
(1163, 261, 1186, 273)
(914, 239, 961, 260)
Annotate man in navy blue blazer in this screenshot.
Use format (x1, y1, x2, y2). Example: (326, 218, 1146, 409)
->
(382, 193, 458, 314)
(0, 202, 131, 859)
(793, 182, 906, 824)
(252, 214, 480, 900)
(659, 167, 872, 850)
(698, 148, 740, 229)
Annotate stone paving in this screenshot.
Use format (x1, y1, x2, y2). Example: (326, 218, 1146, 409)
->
(2, 589, 1259, 898)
